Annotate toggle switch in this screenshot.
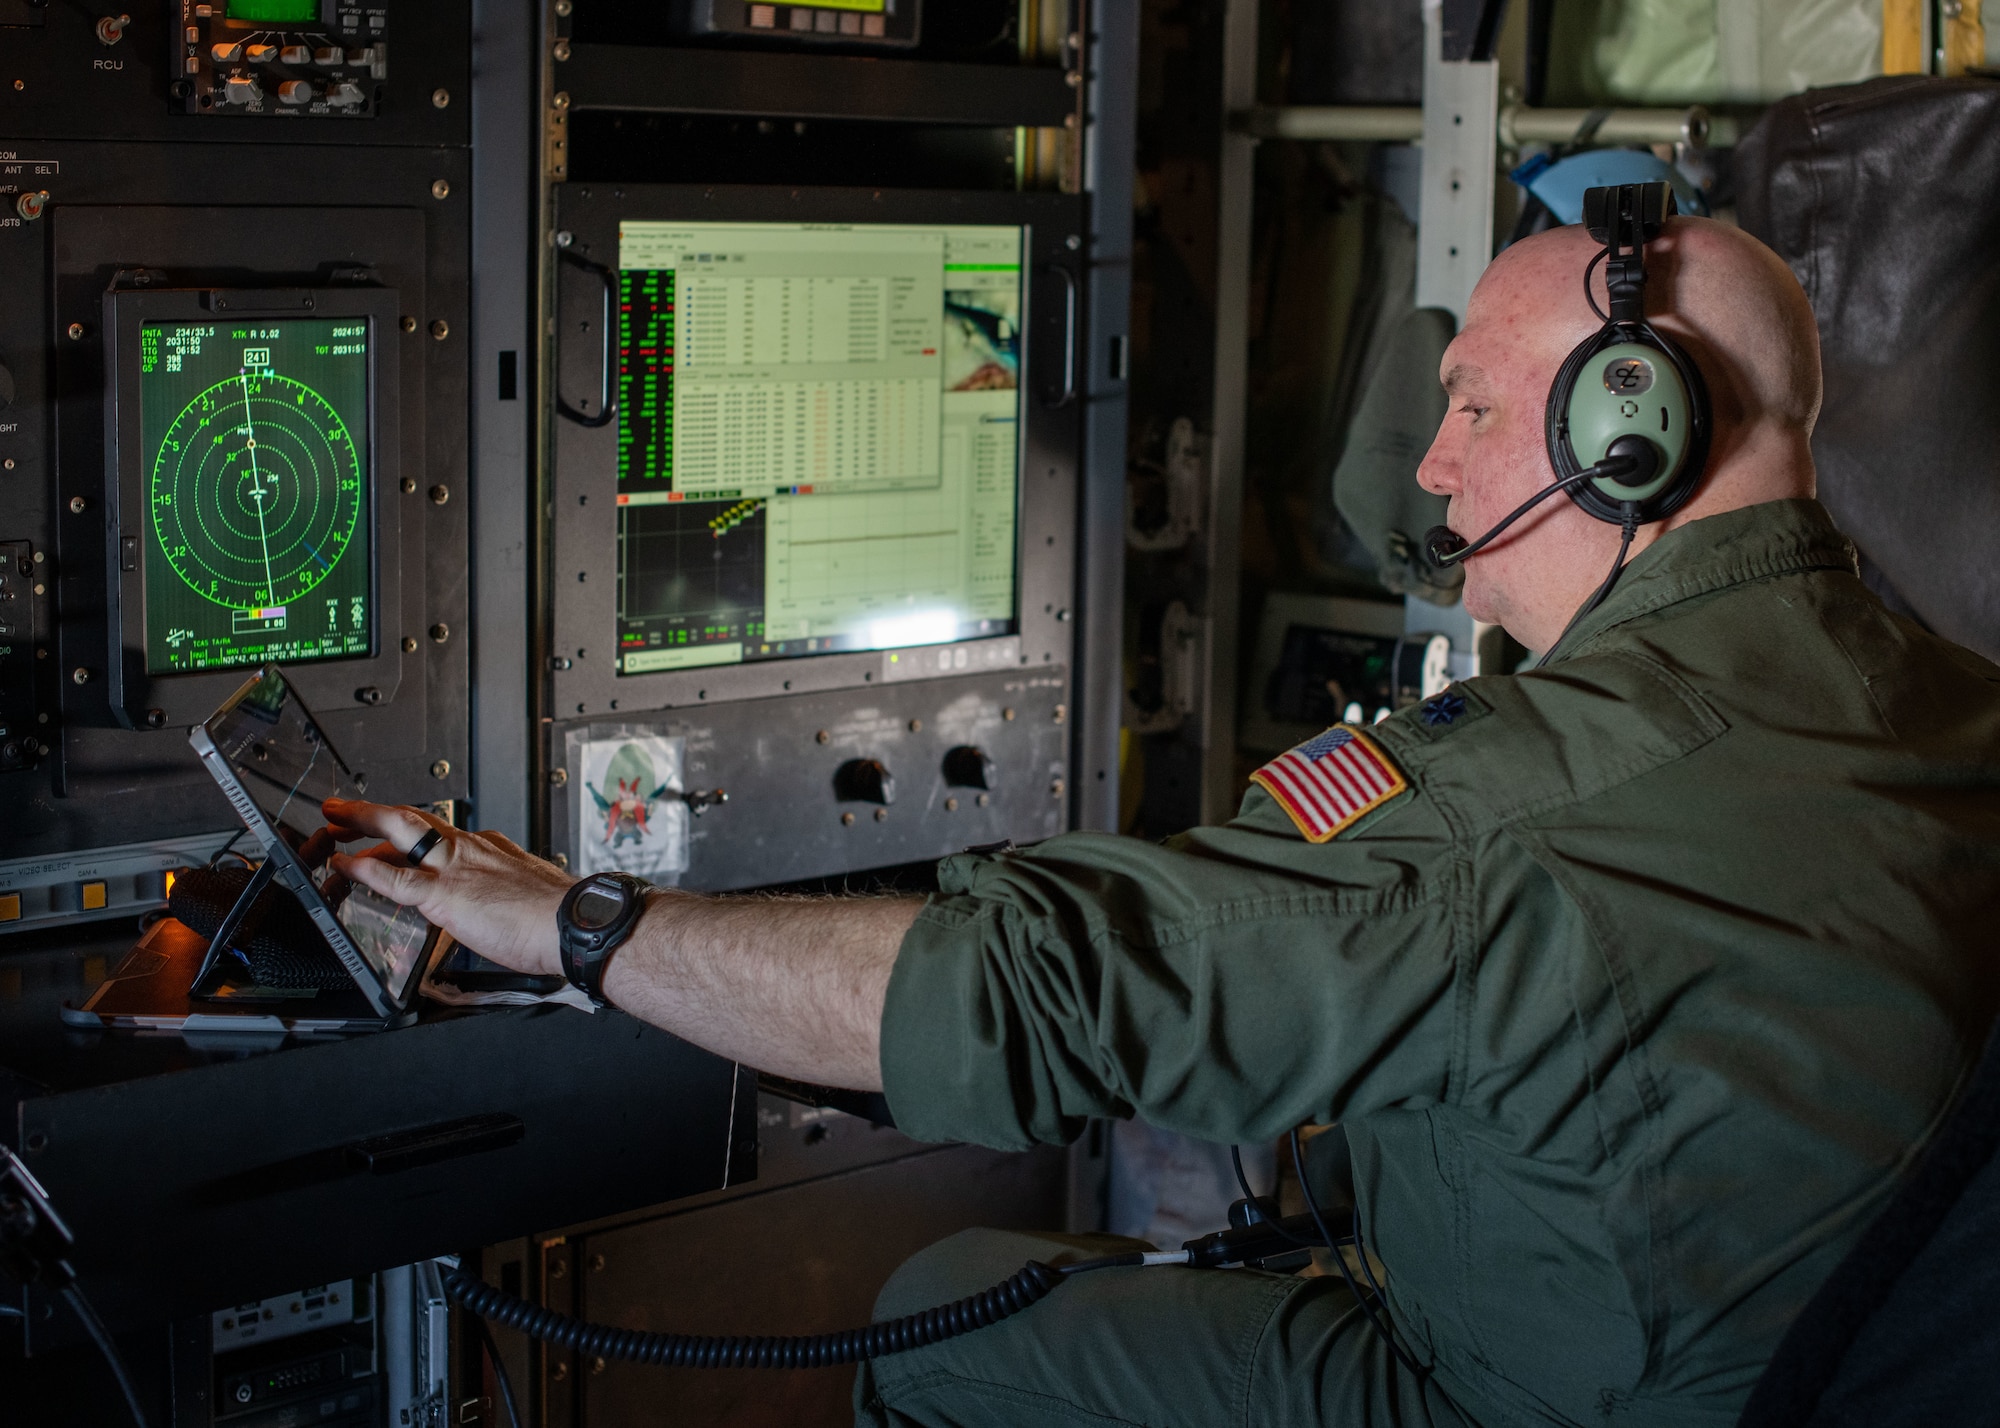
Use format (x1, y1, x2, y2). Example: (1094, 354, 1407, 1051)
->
(943, 746, 998, 790)
(835, 759, 896, 806)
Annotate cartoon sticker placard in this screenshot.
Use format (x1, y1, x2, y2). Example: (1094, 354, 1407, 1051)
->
(566, 728, 691, 882)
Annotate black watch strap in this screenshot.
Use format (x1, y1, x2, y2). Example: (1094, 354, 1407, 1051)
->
(557, 872, 650, 1007)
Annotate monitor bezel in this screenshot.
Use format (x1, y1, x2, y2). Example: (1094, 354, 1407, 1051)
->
(101, 287, 405, 731)
(547, 184, 1083, 723)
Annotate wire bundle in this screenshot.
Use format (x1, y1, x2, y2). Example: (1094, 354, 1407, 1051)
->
(440, 1258, 1065, 1369)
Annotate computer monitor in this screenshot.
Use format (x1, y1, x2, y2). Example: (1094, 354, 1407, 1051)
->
(610, 221, 1024, 676)
(102, 285, 403, 729)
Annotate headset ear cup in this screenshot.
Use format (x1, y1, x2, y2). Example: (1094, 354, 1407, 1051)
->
(1546, 325, 1711, 525)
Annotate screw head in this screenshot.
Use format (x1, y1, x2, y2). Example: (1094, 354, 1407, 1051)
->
(590, 1253, 606, 1272)
(1053, 703, 1068, 724)
(66, 322, 85, 341)
(1051, 778, 1066, 798)
(908, 718, 922, 732)
(815, 729, 830, 744)
(68, 495, 86, 514)
(2, 459, 13, 470)
(1002, 707, 1016, 721)
(431, 759, 451, 779)
(550, 1361, 569, 1382)
(430, 178, 450, 199)
(944, 796, 958, 811)
(429, 622, 450, 643)
(552, 90, 572, 110)
(430, 319, 449, 340)
(143, 708, 166, 729)
(429, 484, 449, 505)
(431, 87, 450, 108)
(400, 315, 418, 333)
(841, 811, 856, 826)
(976, 793, 990, 807)
(401, 636, 418, 653)
(400, 476, 417, 494)
(549, 768, 569, 786)
(70, 667, 89, 685)
(874, 807, 888, 822)
(553, 38, 572, 60)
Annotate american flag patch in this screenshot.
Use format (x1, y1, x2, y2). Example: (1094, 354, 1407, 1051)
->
(1249, 726, 1408, 843)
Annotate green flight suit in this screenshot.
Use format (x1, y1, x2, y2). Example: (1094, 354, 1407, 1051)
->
(857, 499, 2000, 1428)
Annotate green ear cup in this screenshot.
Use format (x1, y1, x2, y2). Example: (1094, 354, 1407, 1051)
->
(1564, 342, 1692, 505)
(1546, 322, 1711, 525)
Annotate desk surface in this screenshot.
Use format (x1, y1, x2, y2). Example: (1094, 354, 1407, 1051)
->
(0, 918, 478, 1099)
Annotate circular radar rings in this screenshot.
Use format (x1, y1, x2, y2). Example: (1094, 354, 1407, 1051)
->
(150, 372, 364, 614)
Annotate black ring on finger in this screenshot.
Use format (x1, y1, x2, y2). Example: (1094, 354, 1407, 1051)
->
(405, 828, 445, 868)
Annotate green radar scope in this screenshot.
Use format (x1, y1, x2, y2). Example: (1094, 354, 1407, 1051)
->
(136, 318, 372, 676)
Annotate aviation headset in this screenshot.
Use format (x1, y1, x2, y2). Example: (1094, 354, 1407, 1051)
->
(1424, 181, 1713, 596)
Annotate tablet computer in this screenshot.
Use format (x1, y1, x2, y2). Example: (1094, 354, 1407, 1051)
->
(185, 664, 445, 1023)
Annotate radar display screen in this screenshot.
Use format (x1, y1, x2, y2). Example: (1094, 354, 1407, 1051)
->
(613, 221, 1021, 675)
(138, 318, 372, 676)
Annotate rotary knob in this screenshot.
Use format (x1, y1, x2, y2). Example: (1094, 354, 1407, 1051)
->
(278, 80, 313, 105)
(943, 746, 998, 790)
(835, 759, 896, 806)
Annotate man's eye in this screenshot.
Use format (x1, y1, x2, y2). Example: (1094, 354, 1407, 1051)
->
(1459, 403, 1488, 420)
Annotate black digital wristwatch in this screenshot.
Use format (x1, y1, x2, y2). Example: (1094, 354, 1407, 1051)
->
(556, 872, 651, 1007)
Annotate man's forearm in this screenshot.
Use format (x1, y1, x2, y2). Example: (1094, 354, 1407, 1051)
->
(601, 890, 921, 1092)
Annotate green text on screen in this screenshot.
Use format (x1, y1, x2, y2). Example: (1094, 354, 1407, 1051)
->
(614, 222, 1022, 675)
(139, 318, 372, 675)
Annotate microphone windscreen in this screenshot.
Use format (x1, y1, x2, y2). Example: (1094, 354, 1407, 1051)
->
(1423, 525, 1469, 568)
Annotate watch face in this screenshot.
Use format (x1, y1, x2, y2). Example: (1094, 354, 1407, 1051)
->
(572, 884, 628, 931)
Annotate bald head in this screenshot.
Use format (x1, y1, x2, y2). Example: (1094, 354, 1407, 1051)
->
(1416, 216, 1822, 651)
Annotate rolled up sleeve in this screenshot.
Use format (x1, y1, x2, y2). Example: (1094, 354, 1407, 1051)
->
(879, 784, 1463, 1150)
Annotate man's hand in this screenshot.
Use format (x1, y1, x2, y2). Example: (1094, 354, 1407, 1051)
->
(323, 798, 574, 978)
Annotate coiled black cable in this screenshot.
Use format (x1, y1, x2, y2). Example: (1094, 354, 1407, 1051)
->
(440, 1257, 1070, 1369)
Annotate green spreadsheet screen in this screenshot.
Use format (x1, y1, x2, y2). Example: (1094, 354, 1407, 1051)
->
(614, 221, 1023, 675)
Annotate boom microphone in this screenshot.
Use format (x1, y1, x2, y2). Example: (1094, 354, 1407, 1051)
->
(1422, 455, 1642, 570)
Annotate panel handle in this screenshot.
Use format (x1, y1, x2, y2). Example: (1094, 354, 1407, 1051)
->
(346, 1112, 525, 1174)
(555, 245, 618, 429)
(1040, 262, 1078, 409)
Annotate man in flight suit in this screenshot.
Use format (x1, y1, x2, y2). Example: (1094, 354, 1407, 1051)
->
(326, 217, 2000, 1426)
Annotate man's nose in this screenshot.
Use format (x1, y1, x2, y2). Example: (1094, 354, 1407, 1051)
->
(1415, 420, 1459, 497)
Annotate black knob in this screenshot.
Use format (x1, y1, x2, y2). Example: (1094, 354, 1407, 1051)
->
(835, 759, 895, 806)
(943, 745, 997, 790)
